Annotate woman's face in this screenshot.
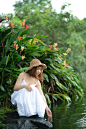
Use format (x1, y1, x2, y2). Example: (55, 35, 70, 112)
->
(36, 66, 43, 76)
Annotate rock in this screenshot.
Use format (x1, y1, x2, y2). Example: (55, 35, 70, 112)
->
(2, 111, 53, 129)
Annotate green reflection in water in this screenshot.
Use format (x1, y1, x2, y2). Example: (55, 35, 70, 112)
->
(51, 95, 86, 129)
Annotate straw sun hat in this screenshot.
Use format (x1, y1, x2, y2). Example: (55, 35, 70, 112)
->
(25, 59, 47, 72)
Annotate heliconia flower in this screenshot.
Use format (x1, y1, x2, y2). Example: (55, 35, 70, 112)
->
(5, 16, 8, 22)
(66, 48, 71, 53)
(63, 60, 68, 66)
(81, 43, 83, 45)
(66, 64, 68, 66)
(63, 53, 68, 56)
(15, 44, 19, 50)
(80, 48, 82, 51)
(21, 46, 24, 51)
(9, 20, 11, 26)
(49, 45, 52, 50)
(33, 38, 37, 45)
(11, 23, 14, 30)
(13, 41, 17, 48)
(27, 40, 29, 43)
(55, 48, 58, 51)
(22, 19, 25, 27)
(13, 44, 16, 49)
(22, 55, 25, 60)
(25, 25, 29, 29)
(13, 41, 17, 45)
(54, 43, 58, 48)
(18, 36, 22, 42)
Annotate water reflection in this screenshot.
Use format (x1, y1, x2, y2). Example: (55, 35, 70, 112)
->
(51, 95, 86, 129)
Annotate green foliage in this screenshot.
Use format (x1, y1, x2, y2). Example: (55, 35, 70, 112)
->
(0, 12, 84, 107)
(12, 1, 86, 76)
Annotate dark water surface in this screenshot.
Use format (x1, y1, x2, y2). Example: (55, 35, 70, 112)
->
(51, 94, 86, 129)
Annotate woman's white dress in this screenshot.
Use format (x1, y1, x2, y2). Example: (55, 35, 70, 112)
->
(11, 77, 46, 118)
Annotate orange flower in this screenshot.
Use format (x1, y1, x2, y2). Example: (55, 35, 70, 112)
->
(33, 38, 37, 45)
(13, 41, 17, 48)
(27, 40, 29, 43)
(63, 60, 68, 66)
(49, 45, 52, 50)
(11, 23, 14, 30)
(25, 25, 29, 29)
(80, 48, 82, 51)
(15, 44, 19, 50)
(21, 46, 24, 51)
(22, 19, 25, 27)
(5, 16, 8, 22)
(66, 48, 71, 53)
(18, 36, 22, 42)
(54, 43, 58, 48)
(63, 53, 68, 56)
(55, 48, 58, 51)
(9, 20, 11, 26)
(81, 43, 83, 45)
(13, 41, 17, 45)
(66, 64, 68, 66)
(22, 55, 25, 60)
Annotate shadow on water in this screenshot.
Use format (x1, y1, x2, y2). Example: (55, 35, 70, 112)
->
(51, 94, 86, 129)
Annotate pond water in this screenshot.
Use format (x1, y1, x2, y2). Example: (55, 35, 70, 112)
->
(48, 76, 86, 129)
(51, 94, 86, 129)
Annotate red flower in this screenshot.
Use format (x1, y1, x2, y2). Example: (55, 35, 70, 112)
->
(27, 40, 29, 42)
(49, 45, 52, 50)
(80, 48, 82, 51)
(18, 36, 22, 42)
(25, 25, 29, 29)
(11, 23, 14, 30)
(22, 19, 25, 27)
(55, 48, 58, 51)
(81, 43, 84, 46)
(9, 20, 11, 26)
(63, 53, 68, 56)
(13, 44, 16, 49)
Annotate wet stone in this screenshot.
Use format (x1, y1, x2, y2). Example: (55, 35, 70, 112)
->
(2, 111, 53, 129)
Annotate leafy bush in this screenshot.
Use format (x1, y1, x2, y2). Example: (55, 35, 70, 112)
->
(0, 17, 84, 107)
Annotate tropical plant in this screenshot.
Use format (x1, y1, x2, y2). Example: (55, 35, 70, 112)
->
(0, 16, 84, 108)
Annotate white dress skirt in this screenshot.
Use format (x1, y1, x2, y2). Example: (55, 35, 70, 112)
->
(11, 79, 46, 118)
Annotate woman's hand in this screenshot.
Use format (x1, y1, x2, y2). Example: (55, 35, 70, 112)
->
(46, 107, 52, 117)
(25, 85, 32, 92)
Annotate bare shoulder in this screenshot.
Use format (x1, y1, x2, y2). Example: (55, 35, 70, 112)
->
(16, 72, 25, 81)
(19, 72, 25, 77)
(36, 79, 41, 87)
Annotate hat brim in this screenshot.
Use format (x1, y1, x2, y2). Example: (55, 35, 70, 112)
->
(25, 63, 47, 72)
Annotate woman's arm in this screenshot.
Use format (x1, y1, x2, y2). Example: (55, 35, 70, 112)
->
(13, 72, 32, 91)
(36, 80, 52, 116)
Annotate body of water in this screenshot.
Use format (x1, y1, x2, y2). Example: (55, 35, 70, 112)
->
(51, 94, 86, 129)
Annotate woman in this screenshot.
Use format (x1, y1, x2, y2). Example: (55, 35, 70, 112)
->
(11, 59, 52, 118)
